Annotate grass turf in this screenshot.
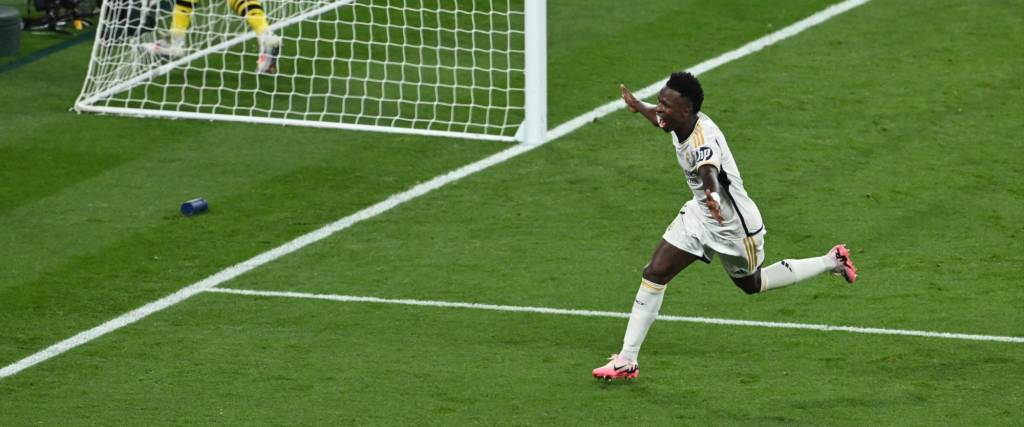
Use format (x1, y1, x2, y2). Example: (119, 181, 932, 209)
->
(1, 0, 1022, 424)
(2, 293, 1021, 424)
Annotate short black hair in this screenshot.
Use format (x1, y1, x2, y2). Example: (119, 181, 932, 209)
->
(666, 71, 704, 113)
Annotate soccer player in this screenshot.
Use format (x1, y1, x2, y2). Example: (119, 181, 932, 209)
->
(591, 72, 858, 381)
(141, 0, 281, 73)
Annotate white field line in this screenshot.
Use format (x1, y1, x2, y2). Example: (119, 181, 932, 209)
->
(0, 0, 872, 381)
(207, 288, 1024, 344)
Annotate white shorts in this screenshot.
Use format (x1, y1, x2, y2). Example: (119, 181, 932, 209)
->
(662, 201, 765, 278)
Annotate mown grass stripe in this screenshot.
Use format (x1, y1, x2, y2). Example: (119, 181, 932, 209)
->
(0, 29, 94, 76)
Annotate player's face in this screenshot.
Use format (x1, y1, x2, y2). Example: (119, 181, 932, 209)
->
(655, 87, 691, 133)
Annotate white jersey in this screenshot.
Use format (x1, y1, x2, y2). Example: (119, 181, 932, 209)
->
(671, 112, 764, 241)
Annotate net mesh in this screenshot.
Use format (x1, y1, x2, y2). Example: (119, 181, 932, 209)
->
(76, 0, 526, 139)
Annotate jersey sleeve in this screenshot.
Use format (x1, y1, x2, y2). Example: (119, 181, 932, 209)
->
(687, 140, 721, 173)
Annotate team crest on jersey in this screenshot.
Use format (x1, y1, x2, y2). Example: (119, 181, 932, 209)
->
(694, 146, 714, 163)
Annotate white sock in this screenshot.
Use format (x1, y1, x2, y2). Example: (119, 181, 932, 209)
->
(619, 278, 666, 362)
(168, 30, 186, 47)
(259, 31, 281, 47)
(759, 254, 838, 292)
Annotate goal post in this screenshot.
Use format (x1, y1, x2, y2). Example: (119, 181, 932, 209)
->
(521, 0, 545, 144)
(74, 0, 547, 144)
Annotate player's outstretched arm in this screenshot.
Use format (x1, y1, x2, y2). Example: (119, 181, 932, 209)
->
(620, 84, 660, 128)
(698, 164, 725, 225)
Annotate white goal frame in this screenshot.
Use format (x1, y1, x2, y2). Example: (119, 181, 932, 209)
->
(73, 0, 547, 144)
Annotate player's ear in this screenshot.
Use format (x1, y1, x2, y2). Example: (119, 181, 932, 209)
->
(678, 96, 694, 116)
(678, 103, 692, 118)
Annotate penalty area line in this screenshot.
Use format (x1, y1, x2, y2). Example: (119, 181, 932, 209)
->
(206, 288, 1024, 345)
(0, 0, 874, 381)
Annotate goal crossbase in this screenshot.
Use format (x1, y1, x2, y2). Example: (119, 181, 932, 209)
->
(72, 104, 518, 143)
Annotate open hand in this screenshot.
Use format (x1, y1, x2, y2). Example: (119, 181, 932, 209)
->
(620, 84, 640, 112)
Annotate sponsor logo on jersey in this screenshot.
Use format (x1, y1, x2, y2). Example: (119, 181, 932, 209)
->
(694, 146, 714, 163)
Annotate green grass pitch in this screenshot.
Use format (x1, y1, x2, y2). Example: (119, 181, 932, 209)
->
(2, 0, 1023, 424)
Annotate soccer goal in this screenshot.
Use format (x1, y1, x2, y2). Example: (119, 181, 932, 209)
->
(74, 0, 546, 144)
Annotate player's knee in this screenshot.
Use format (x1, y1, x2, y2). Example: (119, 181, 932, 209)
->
(738, 283, 760, 295)
(732, 276, 761, 295)
(642, 263, 672, 285)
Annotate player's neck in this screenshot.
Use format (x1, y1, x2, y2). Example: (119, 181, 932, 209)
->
(673, 115, 700, 141)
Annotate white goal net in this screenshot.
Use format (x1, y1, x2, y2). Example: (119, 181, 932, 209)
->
(74, 0, 546, 143)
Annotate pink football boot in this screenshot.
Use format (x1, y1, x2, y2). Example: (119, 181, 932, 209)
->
(829, 244, 857, 283)
(592, 354, 638, 381)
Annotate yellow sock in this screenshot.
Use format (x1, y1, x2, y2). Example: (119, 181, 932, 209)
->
(170, 0, 197, 40)
(227, 0, 270, 35)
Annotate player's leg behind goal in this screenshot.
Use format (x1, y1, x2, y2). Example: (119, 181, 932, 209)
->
(226, 0, 280, 73)
(139, 0, 195, 58)
(170, 0, 196, 42)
